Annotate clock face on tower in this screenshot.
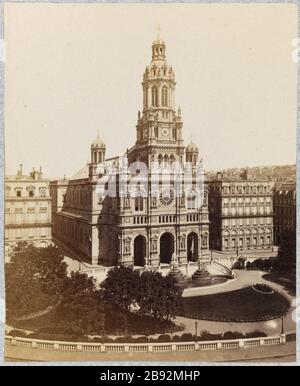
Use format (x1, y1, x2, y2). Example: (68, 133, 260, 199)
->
(161, 128, 169, 137)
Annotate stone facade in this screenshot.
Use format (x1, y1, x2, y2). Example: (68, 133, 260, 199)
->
(50, 37, 210, 266)
(273, 182, 296, 245)
(5, 166, 52, 256)
(208, 173, 275, 253)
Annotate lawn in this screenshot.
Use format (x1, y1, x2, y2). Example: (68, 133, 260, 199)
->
(182, 286, 290, 322)
(12, 306, 182, 338)
(262, 273, 296, 297)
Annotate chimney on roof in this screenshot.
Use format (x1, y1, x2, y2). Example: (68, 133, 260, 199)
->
(216, 171, 223, 180)
(30, 167, 40, 180)
(18, 163, 23, 175)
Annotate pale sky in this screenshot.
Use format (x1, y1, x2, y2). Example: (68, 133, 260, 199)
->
(4, 3, 297, 178)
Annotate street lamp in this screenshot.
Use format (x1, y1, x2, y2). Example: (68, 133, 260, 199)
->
(195, 321, 198, 341)
(281, 314, 285, 335)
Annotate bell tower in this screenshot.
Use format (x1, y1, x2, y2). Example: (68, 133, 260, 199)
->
(90, 134, 106, 164)
(89, 134, 106, 180)
(186, 140, 199, 167)
(129, 33, 185, 167)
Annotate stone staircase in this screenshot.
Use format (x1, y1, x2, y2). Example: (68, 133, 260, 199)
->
(205, 260, 233, 278)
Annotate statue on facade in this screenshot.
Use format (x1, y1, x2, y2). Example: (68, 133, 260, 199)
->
(151, 196, 157, 206)
(149, 107, 154, 120)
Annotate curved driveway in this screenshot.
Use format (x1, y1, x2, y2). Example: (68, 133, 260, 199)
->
(176, 270, 296, 336)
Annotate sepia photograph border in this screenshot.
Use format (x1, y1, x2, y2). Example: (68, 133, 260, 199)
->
(0, 0, 299, 367)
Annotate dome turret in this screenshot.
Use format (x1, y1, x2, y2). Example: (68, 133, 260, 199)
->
(90, 134, 106, 164)
(91, 134, 105, 149)
(186, 140, 199, 166)
(186, 141, 199, 153)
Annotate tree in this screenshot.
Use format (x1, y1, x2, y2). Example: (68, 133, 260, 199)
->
(5, 242, 68, 319)
(101, 267, 183, 322)
(54, 271, 105, 335)
(101, 266, 140, 312)
(137, 271, 183, 321)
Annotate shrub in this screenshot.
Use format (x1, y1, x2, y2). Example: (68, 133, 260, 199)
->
(199, 330, 222, 341)
(27, 332, 84, 341)
(178, 333, 195, 342)
(253, 283, 273, 293)
(244, 330, 267, 338)
(7, 329, 29, 338)
(171, 335, 182, 342)
(94, 336, 113, 344)
(155, 334, 172, 342)
(114, 336, 130, 343)
(223, 331, 244, 340)
(134, 336, 149, 343)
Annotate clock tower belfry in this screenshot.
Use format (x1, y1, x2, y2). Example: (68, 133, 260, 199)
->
(130, 36, 185, 167)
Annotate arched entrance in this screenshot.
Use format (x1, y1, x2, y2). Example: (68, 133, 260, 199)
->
(187, 232, 198, 261)
(160, 232, 174, 264)
(134, 235, 146, 267)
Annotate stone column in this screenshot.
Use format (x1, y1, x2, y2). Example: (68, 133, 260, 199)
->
(157, 85, 161, 108)
(91, 225, 99, 265)
(148, 86, 152, 108)
(198, 232, 202, 258)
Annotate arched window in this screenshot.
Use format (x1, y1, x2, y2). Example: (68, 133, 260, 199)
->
(152, 86, 158, 107)
(187, 190, 197, 209)
(161, 86, 168, 107)
(145, 87, 148, 108)
(135, 194, 144, 212)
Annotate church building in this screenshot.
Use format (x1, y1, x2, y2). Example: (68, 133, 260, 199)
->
(50, 36, 210, 266)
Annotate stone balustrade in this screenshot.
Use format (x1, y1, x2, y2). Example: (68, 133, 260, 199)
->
(5, 331, 295, 354)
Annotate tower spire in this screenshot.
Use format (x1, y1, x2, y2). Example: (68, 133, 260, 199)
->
(132, 35, 184, 167)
